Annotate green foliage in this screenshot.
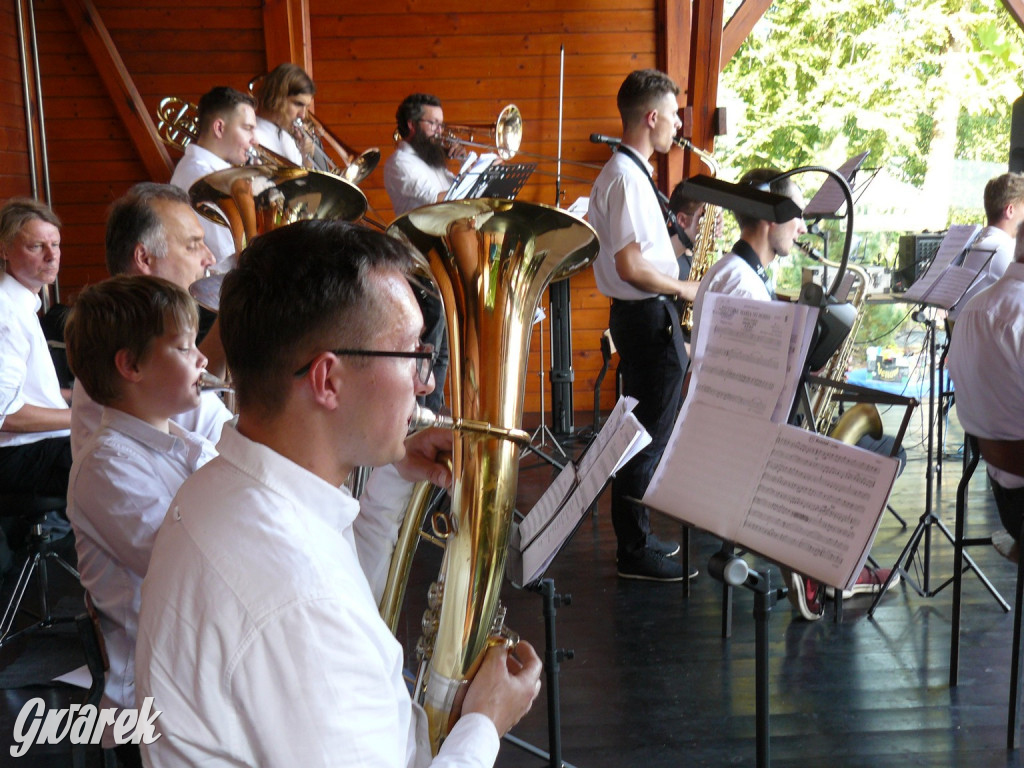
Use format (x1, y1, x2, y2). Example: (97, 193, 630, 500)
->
(717, 0, 1024, 185)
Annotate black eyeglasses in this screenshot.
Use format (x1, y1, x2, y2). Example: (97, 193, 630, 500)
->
(293, 343, 437, 384)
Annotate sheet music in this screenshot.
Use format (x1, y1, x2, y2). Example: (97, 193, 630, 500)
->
(444, 153, 499, 201)
(511, 396, 651, 585)
(688, 295, 816, 424)
(644, 292, 898, 590)
(519, 410, 649, 584)
(567, 196, 590, 217)
(903, 225, 979, 303)
(644, 403, 898, 590)
(803, 151, 869, 218)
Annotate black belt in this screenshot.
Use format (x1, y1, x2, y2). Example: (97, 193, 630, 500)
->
(611, 295, 670, 306)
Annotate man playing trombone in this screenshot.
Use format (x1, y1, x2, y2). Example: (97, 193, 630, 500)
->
(590, 69, 699, 582)
(384, 93, 457, 412)
(384, 93, 457, 218)
(252, 63, 317, 169)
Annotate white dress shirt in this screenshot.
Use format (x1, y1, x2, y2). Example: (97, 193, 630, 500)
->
(170, 143, 236, 270)
(67, 408, 216, 709)
(69, 378, 231, 459)
(136, 424, 500, 768)
(0, 272, 69, 447)
(948, 225, 1015, 320)
(690, 251, 772, 352)
(384, 141, 455, 218)
(589, 146, 678, 301)
(255, 116, 304, 167)
(948, 261, 1024, 488)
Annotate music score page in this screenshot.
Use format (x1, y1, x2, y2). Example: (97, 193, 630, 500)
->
(645, 294, 899, 590)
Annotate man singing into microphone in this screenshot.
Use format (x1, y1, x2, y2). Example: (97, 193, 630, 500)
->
(589, 69, 700, 582)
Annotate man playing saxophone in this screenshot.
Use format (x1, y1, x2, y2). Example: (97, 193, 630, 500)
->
(135, 220, 542, 767)
(690, 167, 899, 619)
(590, 69, 700, 582)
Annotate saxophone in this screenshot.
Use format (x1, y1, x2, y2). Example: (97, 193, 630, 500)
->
(797, 242, 883, 442)
(674, 137, 721, 333)
(386, 199, 598, 752)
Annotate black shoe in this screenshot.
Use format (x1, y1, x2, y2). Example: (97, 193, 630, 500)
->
(617, 549, 685, 582)
(647, 533, 680, 557)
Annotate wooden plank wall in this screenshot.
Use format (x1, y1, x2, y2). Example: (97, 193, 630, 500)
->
(14, 0, 664, 418)
(1, 0, 30, 199)
(308, 0, 657, 417)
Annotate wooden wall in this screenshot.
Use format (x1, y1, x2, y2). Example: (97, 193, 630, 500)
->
(13, 0, 668, 419)
(1, 0, 30, 200)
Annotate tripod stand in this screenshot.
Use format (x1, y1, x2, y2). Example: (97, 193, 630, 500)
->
(522, 306, 570, 470)
(869, 311, 1007, 615)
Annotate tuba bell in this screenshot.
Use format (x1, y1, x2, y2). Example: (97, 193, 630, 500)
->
(386, 198, 598, 752)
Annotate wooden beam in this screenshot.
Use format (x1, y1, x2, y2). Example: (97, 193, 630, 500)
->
(59, 0, 172, 181)
(657, 0, 692, 194)
(721, 0, 772, 69)
(1001, 0, 1024, 32)
(685, 0, 725, 177)
(263, 0, 312, 76)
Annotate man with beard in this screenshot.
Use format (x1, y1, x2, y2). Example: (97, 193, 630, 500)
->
(383, 93, 454, 413)
(384, 93, 456, 218)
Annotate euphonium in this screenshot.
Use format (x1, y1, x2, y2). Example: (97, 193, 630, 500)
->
(386, 199, 598, 752)
(674, 137, 721, 333)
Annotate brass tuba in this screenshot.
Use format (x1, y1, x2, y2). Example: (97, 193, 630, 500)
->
(386, 199, 598, 751)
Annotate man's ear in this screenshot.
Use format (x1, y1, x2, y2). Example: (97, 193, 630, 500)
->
(306, 353, 343, 411)
(114, 348, 142, 382)
(132, 244, 154, 275)
(645, 109, 659, 131)
(211, 117, 226, 140)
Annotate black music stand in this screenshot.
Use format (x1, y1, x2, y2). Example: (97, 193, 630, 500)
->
(867, 250, 1008, 615)
(451, 162, 535, 200)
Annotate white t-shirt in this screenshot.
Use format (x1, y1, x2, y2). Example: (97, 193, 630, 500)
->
(383, 141, 455, 218)
(170, 143, 235, 270)
(589, 146, 678, 301)
(948, 261, 1024, 488)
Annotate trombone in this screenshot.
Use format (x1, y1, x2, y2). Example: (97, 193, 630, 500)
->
(397, 103, 604, 186)
(247, 72, 380, 185)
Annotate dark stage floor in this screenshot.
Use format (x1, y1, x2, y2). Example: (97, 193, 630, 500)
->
(2, 402, 1023, 767)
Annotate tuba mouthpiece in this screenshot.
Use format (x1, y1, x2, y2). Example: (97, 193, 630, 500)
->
(408, 405, 531, 446)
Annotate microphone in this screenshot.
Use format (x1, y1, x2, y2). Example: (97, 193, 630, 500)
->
(590, 133, 621, 147)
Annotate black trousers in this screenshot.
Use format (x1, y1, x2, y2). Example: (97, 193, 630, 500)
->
(0, 436, 73, 497)
(608, 297, 688, 558)
(992, 476, 1024, 542)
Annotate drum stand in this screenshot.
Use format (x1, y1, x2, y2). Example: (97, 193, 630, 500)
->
(522, 308, 569, 470)
(868, 312, 1006, 615)
(504, 578, 579, 768)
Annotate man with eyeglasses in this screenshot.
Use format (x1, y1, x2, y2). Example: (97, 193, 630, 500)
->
(384, 93, 456, 219)
(383, 92, 455, 413)
(136, 220, 542, 767)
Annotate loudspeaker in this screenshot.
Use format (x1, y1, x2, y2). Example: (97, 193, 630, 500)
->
(1011, 94, 1024, 173)
(894, 233, 943, 292)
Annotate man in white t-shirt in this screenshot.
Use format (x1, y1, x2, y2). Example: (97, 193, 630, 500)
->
(384, 92, 458, 411)
(948, 232, 1024, 561)
(70, 183, 233, 458)
(169, 86, 257, 270)
(948, 172, 1024, 320)
(589, 70, 700, 582)
(136, 220, 542, 767)
(0, 198, 71, 497)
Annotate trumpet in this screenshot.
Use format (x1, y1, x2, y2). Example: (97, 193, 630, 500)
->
(293, 113, 381, 185)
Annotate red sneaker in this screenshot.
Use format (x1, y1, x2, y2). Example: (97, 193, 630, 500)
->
(788, 572, 825, 621)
